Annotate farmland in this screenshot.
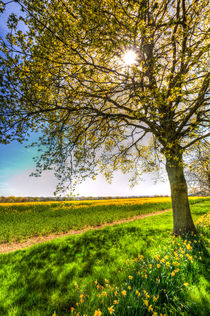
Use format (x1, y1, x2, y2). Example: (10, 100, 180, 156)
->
(0, 197, 207, 243)
(0, 197, 209, 315)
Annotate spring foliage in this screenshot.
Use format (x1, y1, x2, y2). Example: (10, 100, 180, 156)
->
(0, 0, 209, 193)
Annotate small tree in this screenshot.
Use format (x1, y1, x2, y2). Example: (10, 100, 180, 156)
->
(0, 0, 209, 233)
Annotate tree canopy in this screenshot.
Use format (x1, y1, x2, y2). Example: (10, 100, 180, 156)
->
(0, 0, 209, 232)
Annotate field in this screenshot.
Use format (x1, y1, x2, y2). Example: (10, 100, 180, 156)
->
(0, 197, 207, 243)
(0, 197, 209, 315)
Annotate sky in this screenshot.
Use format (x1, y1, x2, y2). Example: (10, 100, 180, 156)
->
(0, 139, 170, 197)
(0, 1, 171, 197)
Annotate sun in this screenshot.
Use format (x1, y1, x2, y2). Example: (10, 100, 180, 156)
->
(122, 50, 137, 66)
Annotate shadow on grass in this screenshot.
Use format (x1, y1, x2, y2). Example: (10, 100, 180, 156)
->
(180, 236, 210, 316)
(0, 223, 169, 315)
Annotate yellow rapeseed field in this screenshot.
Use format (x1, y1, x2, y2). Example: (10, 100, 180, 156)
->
(0, 196, 208, 208)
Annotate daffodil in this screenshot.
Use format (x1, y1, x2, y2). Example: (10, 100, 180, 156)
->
(108, 306, 114, 314)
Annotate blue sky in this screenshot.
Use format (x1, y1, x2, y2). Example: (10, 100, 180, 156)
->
(0, 1, 171, 197)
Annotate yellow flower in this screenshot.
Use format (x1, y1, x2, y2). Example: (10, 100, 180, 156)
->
(157, 264, 161, 268)
(128, 286, 131, 290)
(105, 279, 109, 283)
(184, 283, 189, 287)
(121, 290, 127, 296)
(135, 290, 139, 295)
(128, 275, 133, 279)
(94, 309, 102, 316)
(153, 295, 159, 302)
(171, 271, 175, 277)
(113, 300, 118, 305)
(153, 312, 158, 316)
(148, 305, 153, 312)
(114, 291, 118, 296)
(143, 300, 149, 306)
(166, 262, 170, 267)
(108, 306, 114, 314)
(70, 307, 75, 312)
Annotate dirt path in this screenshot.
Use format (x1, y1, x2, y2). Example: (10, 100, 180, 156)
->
(0, 209, 171, 254)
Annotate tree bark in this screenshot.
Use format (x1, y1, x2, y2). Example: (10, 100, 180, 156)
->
(166, 155, 197, 235)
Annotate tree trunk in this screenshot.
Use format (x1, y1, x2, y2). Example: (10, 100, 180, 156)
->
(166, 156, 197, 235)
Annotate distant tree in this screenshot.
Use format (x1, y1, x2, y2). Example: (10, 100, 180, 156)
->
(0, 0, 209, 234)
(186, 140, 210, 195)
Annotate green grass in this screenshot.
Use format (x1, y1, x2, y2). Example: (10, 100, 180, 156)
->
(0, 199, 209, 315)
(0, 200, 172, 243)
(0, 198, 208, 243)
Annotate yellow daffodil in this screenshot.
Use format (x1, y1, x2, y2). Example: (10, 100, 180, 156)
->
(94, 309, 102, 316)
(148, 305, 153, 312)
(108, 306, 114, 314)
(143, 300, 149, 306)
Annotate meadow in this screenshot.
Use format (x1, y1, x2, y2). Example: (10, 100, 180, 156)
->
(0, 197, 209, 315)
(0, 197, 207, 243)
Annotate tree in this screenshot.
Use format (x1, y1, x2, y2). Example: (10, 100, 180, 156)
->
(0, 0, 209, 234)
(185, 140, 210, 195)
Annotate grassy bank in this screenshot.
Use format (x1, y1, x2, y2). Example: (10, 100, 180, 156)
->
(0, 199, 209, 315)
(0, 197, 208, 243)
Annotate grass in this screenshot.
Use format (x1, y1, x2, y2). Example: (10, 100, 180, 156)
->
(0, 199, 209, 315)
(0, 197, 208, 243)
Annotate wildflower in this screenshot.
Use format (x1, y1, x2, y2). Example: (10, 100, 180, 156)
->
(76, 302, 79, 306)
(128, 275, 133, 280)
(157, 264, 161, 268)
(148, 305, 153, 312)
(52, 313, 56, 316)
(94, 280, 98, 284)
(121, 290, 127, 296)
(108, 306, 114, 314)
(184, 283, 189, 287)
(144, 274, 148, 278)
(70, 307, 75, 312)
(135, 290, 139, 295)
(128, 286, 131, 290)
(149, 264, 152, 268)
(171, 271, 175, 277)
(166, 262, 170, 267)
(153, 295, 159, 302)
(114, 291, 118, 296)
(153, 313, 158, 316)
(113, 300, 118, 305)
(105, 279, 109, 283)
(186, 244, 192, 250)
(94, 310, 102, 316)
(143, 300, 149, 306)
